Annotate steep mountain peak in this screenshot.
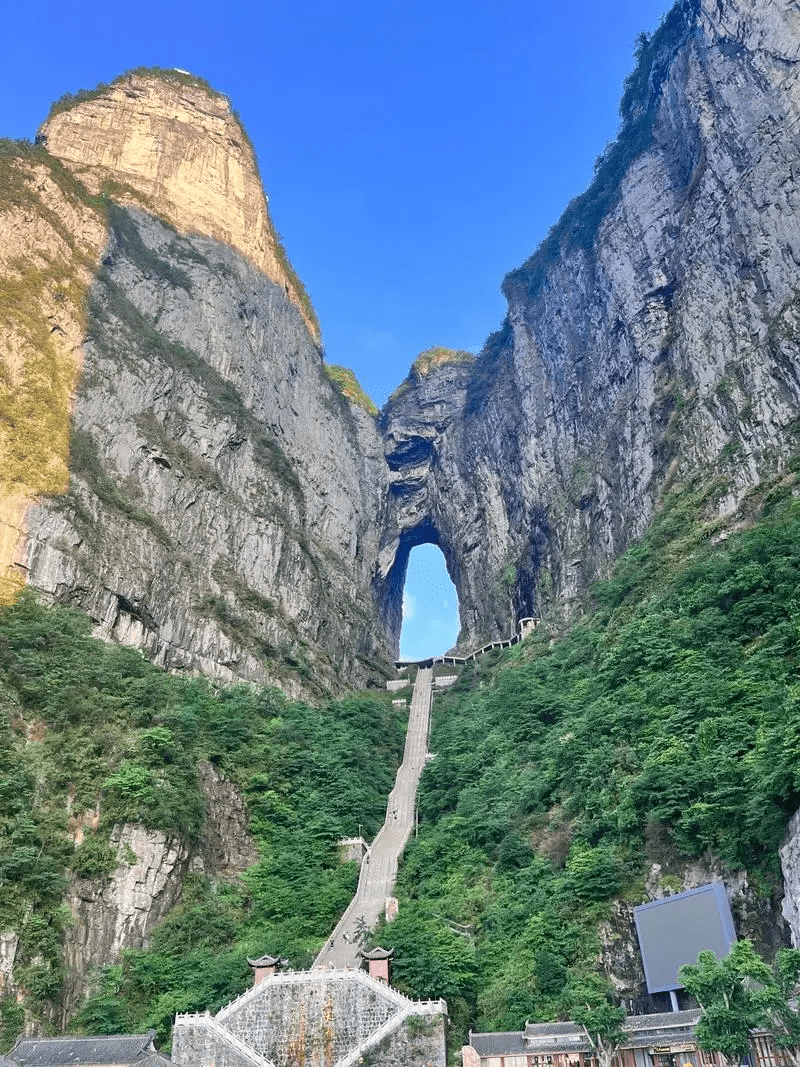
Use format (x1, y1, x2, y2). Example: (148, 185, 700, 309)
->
(39, 68, 319, 339)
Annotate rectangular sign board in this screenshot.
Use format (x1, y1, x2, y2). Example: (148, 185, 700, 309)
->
(634, 882, 737, 993)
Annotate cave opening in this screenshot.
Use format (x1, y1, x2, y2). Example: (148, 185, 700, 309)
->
(399, 543, 460, 662)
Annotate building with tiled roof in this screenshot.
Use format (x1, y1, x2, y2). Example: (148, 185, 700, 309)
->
(464, 1009, 788, 1067)
(7, 1032, 169, 1067)
(464, 1010, 720, 1067)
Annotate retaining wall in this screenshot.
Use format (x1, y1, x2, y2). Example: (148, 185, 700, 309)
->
(176, 969, 446, 1067)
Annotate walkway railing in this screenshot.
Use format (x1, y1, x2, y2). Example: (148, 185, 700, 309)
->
(313, 668, 433, 969)
(334, 996, 447, 1067)
(394, 616, 538, 669)
(208, 968, 446, 1067)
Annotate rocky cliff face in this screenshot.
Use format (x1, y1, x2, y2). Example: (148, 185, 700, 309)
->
(7, 72, 393, 693)
(9, 0, 800, 677)
(377, 352, 527, 652)
(380, 0, 800, 640)
(50, 768, 256, 1026)
(61, 824, 192, 1026)
(0, 145, 106, 606)
(780, 810, 800, 948)
(40, 72, 317, 339)
(23, 201, 391, 691)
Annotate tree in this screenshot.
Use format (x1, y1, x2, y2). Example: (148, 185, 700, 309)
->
(753, 947, 800, 1067)
(566, 979, 626, 1067)
(678, 941, 800, 1067)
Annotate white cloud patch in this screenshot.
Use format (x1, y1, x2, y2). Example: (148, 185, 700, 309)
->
(402, 592, 416, 621)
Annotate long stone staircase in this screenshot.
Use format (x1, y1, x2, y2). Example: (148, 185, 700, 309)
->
(171, 665, 448, 1067)
(314, 666, 433, 969)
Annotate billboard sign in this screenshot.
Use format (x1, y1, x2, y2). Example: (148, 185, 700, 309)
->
(634, 882, 737, 993)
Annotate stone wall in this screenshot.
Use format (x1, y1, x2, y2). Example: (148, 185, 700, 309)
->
(174, 970, 447, 1067)
(223, 973, 396, 1065)
(172, 1014, 272, 1067)
(361, 1012, 446, 1067)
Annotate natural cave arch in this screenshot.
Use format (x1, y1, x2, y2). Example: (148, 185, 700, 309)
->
(399, 544, 460, 661)
(375, 519, 462, 660)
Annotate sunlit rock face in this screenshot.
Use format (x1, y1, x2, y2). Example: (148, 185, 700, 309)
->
(16, 72, 392, 693)
(381, 0, 800, 633)
(40, 71, 317, 338)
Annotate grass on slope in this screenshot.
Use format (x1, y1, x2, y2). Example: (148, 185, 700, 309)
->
(0, 140, 104, 604)
(375, 471, 800, 1048)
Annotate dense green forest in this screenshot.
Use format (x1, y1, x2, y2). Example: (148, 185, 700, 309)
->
(0, 602, 405, 1046)
(374, 472, 800, 1044)
(3, 468, 800, 1054)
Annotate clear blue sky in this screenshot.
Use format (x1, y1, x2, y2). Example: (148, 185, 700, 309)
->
(2, 0, 672, 657)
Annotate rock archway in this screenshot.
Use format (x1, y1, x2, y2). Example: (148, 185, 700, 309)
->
(374, 354, 547, 659)
(374, 518, 462, 656)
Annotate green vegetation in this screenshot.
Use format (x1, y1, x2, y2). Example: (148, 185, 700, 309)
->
(503, 0, 699, 301)
(570, 986, 626, 1067)
(411, 347, 474, 378)
(269, 227, 321, 341)
(324, 364, 379, 416)
(378, 473, 800, 1045)
(4, 457, 800, 1051)
(69, 428, 173, 547)
(0, 594, 405, 1043)
(679, 942, 800, 1067)
(45, 68, 221, 123)
(0, 139, 105, 604)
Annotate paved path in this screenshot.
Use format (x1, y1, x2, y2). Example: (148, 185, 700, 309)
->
(314, 667, 433, 969)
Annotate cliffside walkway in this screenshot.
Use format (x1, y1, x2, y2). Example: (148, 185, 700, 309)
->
(393, 616, 537, 670)
(313, 667, 433, 969)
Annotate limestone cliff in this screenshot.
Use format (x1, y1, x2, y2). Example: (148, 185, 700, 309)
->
(22, 202, 391, 692)
(0, 145, 106, 605)
(61, 824, 192, 1027)
(4, 72, 393, 693)
(32, 768, 256, 1026)
(39, 71, 318, 339)
(8, 0, 800, 677)
(380, 0, 800, 642)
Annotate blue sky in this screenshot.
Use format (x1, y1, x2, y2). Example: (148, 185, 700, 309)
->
(2, 0, 672, 657)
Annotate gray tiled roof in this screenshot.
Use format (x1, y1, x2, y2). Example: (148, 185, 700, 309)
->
(132, 1054, 171, 1067)
(471, 1031, 528, 1056)
(523, 1022, 590, 1053)
(361, 947, 394, 960)
(9, 1033, 158, 1066)
(473, 1009, 705, 1058)
(625, 1010, 701, 1032)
